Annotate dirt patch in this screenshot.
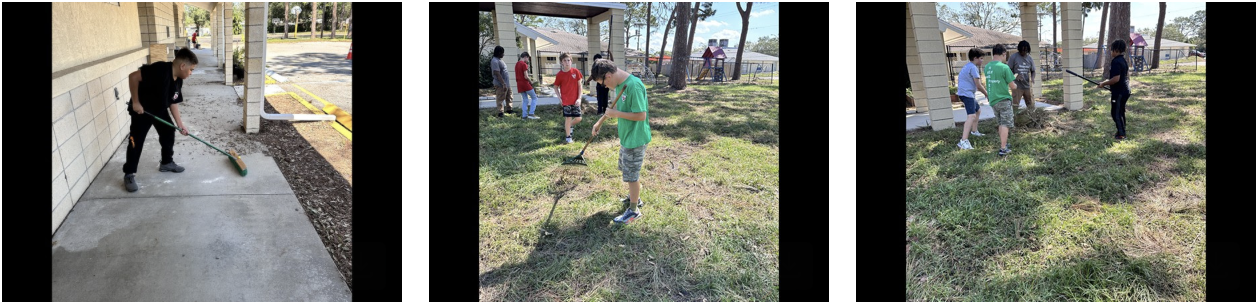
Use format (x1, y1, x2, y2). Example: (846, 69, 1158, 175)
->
(252, 96, 353, 289)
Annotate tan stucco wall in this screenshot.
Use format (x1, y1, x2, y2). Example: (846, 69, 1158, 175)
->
(52, 3, 142, 76)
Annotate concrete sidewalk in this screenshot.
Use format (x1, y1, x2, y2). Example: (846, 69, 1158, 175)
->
(51, 47, 350, 301)
(906, 95, 1064, 131)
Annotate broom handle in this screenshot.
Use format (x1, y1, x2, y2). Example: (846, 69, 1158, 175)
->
(146, 112, 232, 157)
(578, 85, 627, 154)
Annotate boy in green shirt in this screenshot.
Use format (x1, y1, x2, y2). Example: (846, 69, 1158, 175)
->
(984, 44, 1018, 156)
(587, 59, 652, 224)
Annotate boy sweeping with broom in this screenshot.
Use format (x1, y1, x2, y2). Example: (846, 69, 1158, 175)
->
(122, 47, 197, 192)
(587, 59, 652, 224)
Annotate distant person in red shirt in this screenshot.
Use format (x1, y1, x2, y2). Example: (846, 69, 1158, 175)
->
(552, 52, 584, 144)
(516, 52, 538, 119)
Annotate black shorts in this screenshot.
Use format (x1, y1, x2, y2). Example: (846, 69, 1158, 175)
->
(563, 105, 582, 117)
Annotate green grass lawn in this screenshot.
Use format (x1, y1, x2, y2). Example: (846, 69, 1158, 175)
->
(906, 69, 1206, 301)
(480, 83, 780, 301)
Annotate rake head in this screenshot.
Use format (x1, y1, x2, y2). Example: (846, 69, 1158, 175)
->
(561, 154, 588, 166)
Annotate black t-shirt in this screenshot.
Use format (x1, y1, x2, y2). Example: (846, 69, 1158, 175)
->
(135, 61, 184, 111)
(1109, 55, 1129, 94)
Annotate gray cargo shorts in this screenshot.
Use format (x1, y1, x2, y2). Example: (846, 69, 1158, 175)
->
(619, 144, 648, 182)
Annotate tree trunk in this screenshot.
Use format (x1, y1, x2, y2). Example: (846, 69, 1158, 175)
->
(1051, 2, 1057, 58)
(347, 10, 352, 39)
(1104, 2, 1130, 80)
(332, 2, 338, 39)
(310, 2, 318, 39)
(1152, 2, 1165, 69)
(669, 2, 691, 90)
(645, 2, 651, 75)
(1094, 2, 1108, 70)
(285, 3, 290, 39)
(731, 2, 750, 81)
(656, 4, 677, 79)
(686, 2, 700, 55)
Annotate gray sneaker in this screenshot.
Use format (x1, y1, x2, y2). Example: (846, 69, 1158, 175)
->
(124, 174, 139, 192)
(159, 161, 185, 173)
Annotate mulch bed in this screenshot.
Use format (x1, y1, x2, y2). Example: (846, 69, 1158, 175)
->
(252, 95, 354, 289)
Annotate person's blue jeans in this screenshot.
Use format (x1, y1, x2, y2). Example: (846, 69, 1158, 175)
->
(520, 89, 538, 117)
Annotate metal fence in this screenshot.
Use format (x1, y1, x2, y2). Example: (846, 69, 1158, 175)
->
(652, 61, 778, 84)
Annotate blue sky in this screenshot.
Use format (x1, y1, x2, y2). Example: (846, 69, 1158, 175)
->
(937, 2, 1205, 41)
(634, 2, 779, 55)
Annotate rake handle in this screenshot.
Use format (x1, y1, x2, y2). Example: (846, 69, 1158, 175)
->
(576, 84, 628, 155)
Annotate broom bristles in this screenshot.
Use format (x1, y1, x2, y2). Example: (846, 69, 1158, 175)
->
(228, 149, 248, 176)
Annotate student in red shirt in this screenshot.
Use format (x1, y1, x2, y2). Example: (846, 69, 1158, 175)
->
(516, 52, 538, 119)
(552, 52, 584, 144)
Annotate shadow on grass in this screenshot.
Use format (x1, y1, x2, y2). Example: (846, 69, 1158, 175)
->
(479, 208, 674, 301)
(971, 244, 1185, 301)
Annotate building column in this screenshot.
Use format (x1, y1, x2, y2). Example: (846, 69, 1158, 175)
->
(907, 3, 952, 131)
(492, 3, 521, 106)
(1061, 2, 1084, 110)
(529, 37, 540, 85)
(610, 8, 626, 74)
(223, 3, 234, 84)
(1020, 3, 1042, 104)
(242, 2, 265, 133)
(587, 16, 601, 98)
(175, 3, 187, 50)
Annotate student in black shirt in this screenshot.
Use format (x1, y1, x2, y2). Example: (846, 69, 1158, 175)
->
(1097, 39, 1131, 140)
(122, 48, 198, 192)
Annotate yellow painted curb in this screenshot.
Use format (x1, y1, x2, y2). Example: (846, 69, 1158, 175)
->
(292, 84, 353, 131)
(279, 91, 353, 141)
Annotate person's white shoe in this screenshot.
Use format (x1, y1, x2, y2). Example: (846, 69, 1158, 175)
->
(958, 139, 973, 150)
(970, 131, 986, 137)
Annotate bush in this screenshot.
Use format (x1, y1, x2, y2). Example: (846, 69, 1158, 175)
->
(479, 52, 494, 89)
(949, 85, 958, 95)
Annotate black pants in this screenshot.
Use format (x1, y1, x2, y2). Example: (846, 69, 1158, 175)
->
(1110, 92, 1130, 136)
(597, 95, 609, 114)
(123, 108, 176, 175)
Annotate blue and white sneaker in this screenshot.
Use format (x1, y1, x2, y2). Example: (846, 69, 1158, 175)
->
(612, 207, 642, 225)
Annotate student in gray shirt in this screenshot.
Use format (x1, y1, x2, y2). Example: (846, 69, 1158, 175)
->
(1006, 40, 1037, 111)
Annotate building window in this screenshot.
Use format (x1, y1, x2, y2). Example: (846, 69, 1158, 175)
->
(547, 57, 555, 61)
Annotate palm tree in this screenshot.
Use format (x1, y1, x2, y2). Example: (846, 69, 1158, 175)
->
(669, 2, 691, 90)
(731, 2, 752, 80)
(310, 2, 318, 39)
(1152, 2, 1166, 69)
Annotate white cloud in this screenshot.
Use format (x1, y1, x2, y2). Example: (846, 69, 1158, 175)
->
(711, 29, 741, 41)
(751, 9, 774, 18)
(696, 20, 727, 34)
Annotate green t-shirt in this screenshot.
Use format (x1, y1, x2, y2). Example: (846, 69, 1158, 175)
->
(614, 75, 651, 149)
(983, 60, 1015, 106)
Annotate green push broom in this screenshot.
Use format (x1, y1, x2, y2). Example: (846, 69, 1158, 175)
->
(146, 112, 248, 176)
